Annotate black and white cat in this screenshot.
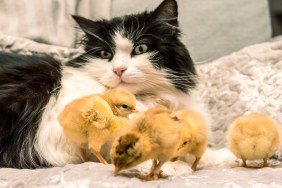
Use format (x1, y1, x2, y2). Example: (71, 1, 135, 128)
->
(0, 0, 209, 168)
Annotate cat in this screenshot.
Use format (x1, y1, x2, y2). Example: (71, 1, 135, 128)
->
(0, 0, 208, 168)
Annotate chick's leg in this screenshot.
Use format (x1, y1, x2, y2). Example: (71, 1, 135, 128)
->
(150, 160, 166, 179)
(140, 160, 166, 181)
(88, 138, 108, 164)
(150, 160, 158, 172)
(88, 128, 109, 165)
(192, 157, 201, 171)
(80, 148, 88, 162)
(89, 147, 108, 165)
(241, 158, 247, 167)
(263, 157, 268, 167)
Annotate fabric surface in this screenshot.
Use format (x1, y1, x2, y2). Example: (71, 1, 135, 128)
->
(0, 33, 81, 62)
(0, 35, 282, 187)
(197, 41, 282, 149)
(0, 160, 282, 188)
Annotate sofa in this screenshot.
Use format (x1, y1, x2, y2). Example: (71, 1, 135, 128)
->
(0, 0, 282, 187)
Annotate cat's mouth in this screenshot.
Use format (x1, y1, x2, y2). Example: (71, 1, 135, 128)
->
(116, 79, 138, 89)
(109, 76, 144, 90)
(119, 80, 133, 85)
(119, 77, 138, 85)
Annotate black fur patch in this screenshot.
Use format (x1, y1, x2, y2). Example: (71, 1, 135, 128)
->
(0, 52, 62, 168)
(67, 0, 197, 93)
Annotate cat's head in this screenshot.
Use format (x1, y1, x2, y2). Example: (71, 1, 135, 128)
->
(68, 0, 197, 95)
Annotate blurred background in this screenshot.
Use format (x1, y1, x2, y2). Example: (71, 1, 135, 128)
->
(269, 0, 282, 37)
(0, 0, 281, 62)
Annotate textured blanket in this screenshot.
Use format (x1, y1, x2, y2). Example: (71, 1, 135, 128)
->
(0, 35, 282, 187)
(198, 41, 282, 149)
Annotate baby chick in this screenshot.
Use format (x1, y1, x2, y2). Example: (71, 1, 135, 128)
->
(110, 106, 183, 180)
(99, 88, 137, 117)
(227, 113, 280, 168)
(59, 88, 137, 164)
(174, 110, 208, 171)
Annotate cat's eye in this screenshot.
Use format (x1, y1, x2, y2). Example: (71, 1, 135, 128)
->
(99, 50, 112, 59)
(133, 44, 148, 55)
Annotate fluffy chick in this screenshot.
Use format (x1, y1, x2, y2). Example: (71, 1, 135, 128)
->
(110, 106, 183, 180)
(99, 88, 137, 117)
(59, 88, 137, 164)
(174, 110, 208, 171)
(228, 113, 280, 168)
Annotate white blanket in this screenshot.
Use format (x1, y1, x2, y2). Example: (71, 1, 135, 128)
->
(0, 35, 282, 187)
(197, 41, 282, 149)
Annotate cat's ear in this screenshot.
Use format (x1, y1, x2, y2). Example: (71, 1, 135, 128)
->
(72, 15, 98, 34)
(151, 0, 178, 26)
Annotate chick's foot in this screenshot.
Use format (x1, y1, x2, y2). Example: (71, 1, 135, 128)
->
(138, 171, 167, 181)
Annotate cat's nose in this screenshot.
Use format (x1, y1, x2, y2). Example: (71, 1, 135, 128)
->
(113, 67, 127, 77)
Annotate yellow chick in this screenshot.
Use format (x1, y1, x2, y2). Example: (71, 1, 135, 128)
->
(110, 106, 183, 181)
(99, 88, 137, 117)
(227, 113, 280, 168)
(174, 110, 208, 171)
(58, 88, 137, 165)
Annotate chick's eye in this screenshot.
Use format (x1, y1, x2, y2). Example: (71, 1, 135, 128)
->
(183, 140, 190, 145)
(99, 50, 112, 59)
(121, 104, 129, 109)
(134, 44, 148, 55)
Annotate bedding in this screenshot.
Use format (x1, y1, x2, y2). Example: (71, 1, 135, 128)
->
(0, 34, 282, 187)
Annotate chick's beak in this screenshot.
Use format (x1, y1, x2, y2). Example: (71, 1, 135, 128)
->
(114, 167, 121, 176)
(177, 145, 183, 151)
(131, 108, 138, 113)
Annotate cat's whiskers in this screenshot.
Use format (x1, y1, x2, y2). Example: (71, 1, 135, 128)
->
(49, 86, 61, 94)
(140, 34, 163, 41)
(133, 16, 140, 37)
(80, 55, 92, 62)
(120, 18, 127, 36)
(136, 24, 146, 42)
(127, 19, 136, 41)
(85, 47, 103, 55)
(131, 16, 147, 42)
(161, 17, 178, 21)
(140, 69, 197, 91)
(161, 17, 178, 27)
(140, 72, 172, 87)
(142, 81, 170, 91)
(166, 72, 198, 80)
(85, 30, 114, 53)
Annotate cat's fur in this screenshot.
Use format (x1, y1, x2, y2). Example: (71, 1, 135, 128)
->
(0, 0, 207, 168)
